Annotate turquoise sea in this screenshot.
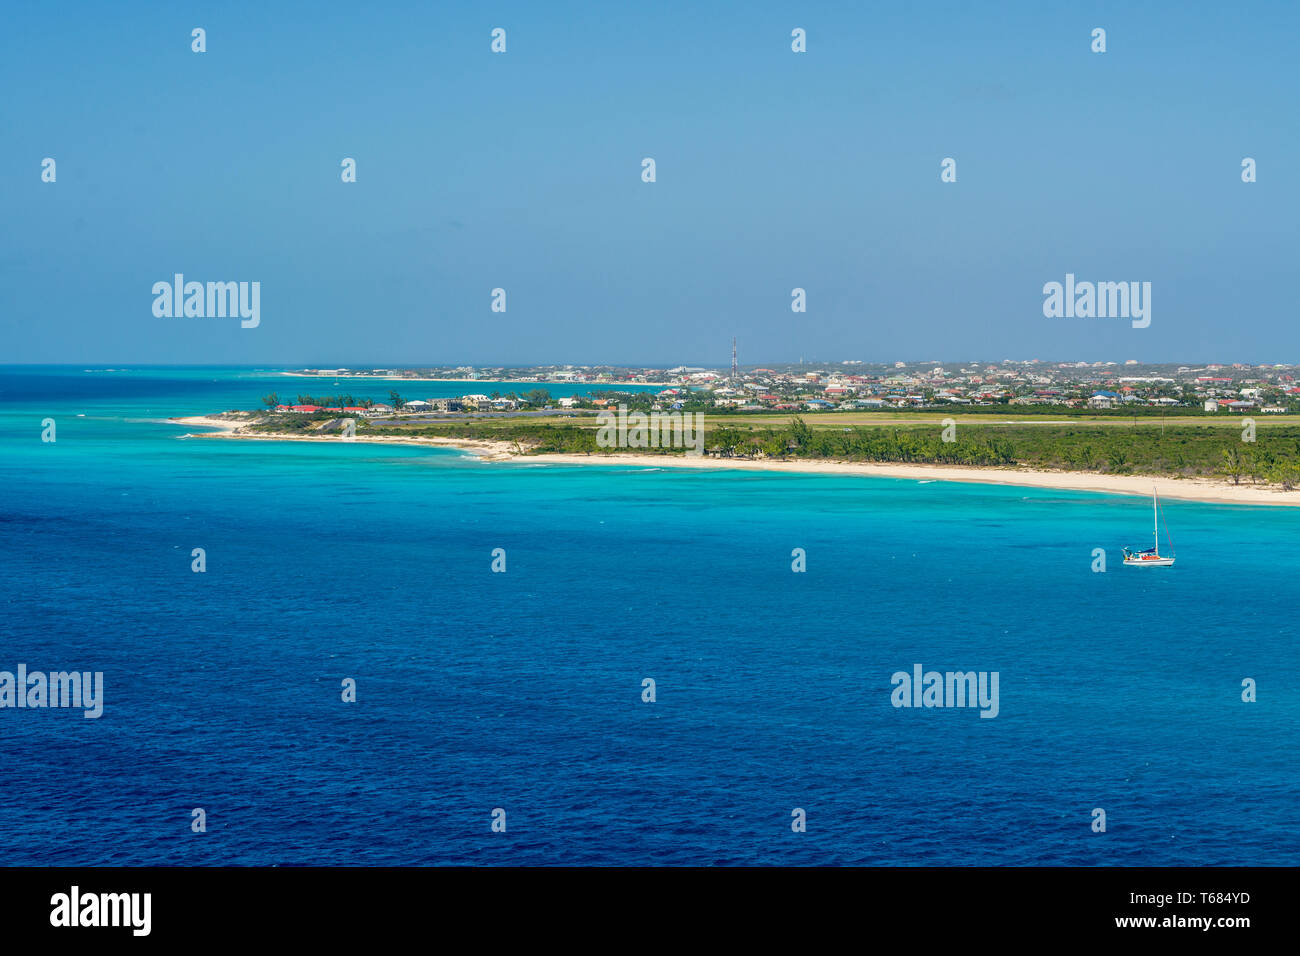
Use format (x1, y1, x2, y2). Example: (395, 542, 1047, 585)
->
(1, 367, 1297, 865)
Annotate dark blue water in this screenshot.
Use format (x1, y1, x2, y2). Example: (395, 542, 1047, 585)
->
(1, 368, 1296, 865)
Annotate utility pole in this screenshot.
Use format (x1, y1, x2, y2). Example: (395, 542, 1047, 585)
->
(731, 337, 738, 380)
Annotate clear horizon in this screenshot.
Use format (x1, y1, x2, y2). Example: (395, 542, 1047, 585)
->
(1, 356, 1294, 371)
(3, 1, 1296, 366)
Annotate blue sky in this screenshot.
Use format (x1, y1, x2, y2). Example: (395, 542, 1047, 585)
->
(2, 0, 1296, 367)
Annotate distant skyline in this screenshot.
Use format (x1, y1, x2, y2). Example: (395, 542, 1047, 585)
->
(7, 354, 1294, 371)
(3, 1, 1297, 366)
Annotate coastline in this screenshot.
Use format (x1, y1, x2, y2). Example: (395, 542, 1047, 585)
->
(530, 455, 1300, 505)
(167, 416, 1300, 506)
(276, 371, 672, 386)
(168, 416, 519, 460)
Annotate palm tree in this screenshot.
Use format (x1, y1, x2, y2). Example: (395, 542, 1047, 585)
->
(1221, 447, 1244, 485)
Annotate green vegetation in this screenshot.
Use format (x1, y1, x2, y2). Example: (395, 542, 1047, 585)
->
(288, 393, 373, 408)
(243, 411, 1300, 486)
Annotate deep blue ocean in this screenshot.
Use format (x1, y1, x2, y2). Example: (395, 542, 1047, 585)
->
(1, 367, 1296, 865)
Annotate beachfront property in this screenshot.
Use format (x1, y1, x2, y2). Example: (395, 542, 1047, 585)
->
(272, 360, 1300, 420)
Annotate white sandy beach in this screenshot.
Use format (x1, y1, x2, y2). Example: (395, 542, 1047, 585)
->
(165, 416, 1300, 506)
(169, 416, 519, 459)
(171, 416, 244, 433)
(527, 454, 1300, 505)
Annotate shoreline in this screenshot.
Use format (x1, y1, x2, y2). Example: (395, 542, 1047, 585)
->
(276, 372, 672, 386)
(165, 416, 1300, 506)
(168, 416, 519, 460)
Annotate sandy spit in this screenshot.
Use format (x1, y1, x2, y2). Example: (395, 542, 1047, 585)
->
(163, 418, 1300, 506)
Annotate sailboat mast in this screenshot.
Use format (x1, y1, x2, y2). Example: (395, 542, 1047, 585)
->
(1153, 487, 1158, 548)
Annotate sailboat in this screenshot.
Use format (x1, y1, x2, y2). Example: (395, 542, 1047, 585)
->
(1123, 487, 1176, 566)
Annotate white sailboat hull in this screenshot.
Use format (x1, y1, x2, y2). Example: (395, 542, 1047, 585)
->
(1123, 487, 1176, 566)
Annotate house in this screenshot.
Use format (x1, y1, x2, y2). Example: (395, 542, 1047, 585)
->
(1203, 400, 1219, 412)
